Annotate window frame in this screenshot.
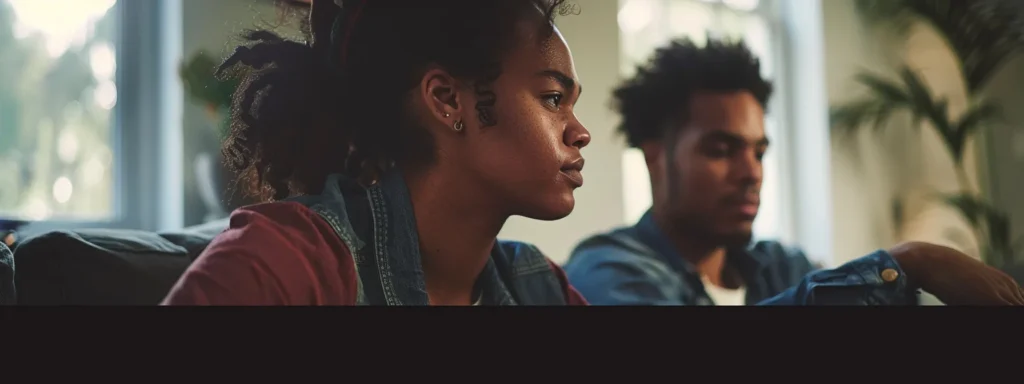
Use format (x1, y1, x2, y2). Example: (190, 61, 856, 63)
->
(756, 0, 799, 245)
(772, 0, 833, 264)
(16, 0, 184, 237)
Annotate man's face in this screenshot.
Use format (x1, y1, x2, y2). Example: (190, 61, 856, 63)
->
(646, 91, 767, 246)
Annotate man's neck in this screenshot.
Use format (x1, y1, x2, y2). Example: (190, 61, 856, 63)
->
(404, 168, 506, 306)
(652, 211, 741, 289)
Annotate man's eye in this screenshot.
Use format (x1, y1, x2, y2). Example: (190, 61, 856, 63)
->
(542, 94, 563, 109)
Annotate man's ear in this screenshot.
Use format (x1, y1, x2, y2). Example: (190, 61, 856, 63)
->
(639, 140, 664, 173)
(420, 68, 463, 129)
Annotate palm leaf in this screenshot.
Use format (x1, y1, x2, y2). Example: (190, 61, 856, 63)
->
(954, 102, 1004, 135)
(855, 72, 912, 103)
(939, 193, 987, 228)
(830, 99, 883, 136)
(830, 71, 917, 137)
(895, 66, 976, 165)
(948, 101, 1005, 163)
(987, 210, 1012, 252)
(868, 102, 900, 134)
(855, 0, 1024, 95)
(898, 66, 938, 122)
(938, 193, 1016, 264)
(855, 0, 917, 35)
(179, 50, 239, 110)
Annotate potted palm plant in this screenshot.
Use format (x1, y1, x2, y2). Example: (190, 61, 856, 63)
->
(179, 50, 244, 222)
(177, 1, 309, 222)
(830, 0, 1024, 267)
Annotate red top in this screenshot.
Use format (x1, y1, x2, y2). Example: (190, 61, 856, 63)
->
(162, 202, 587, 305)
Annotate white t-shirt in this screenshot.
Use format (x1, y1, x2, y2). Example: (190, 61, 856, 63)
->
(700, 275, 747, 306)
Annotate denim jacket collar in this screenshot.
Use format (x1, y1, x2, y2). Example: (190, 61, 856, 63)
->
(633, 210, 767, 285)
(317, 169, 520, 305)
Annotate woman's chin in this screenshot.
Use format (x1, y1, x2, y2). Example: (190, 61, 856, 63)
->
(522, 193, 576, 221)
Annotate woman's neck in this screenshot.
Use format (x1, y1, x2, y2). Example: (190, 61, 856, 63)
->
(402, 168, 507, 306)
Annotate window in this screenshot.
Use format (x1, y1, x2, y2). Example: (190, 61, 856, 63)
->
(617, 0, 794, 243)
(1, 0, 118, 221)
(1, 0, 183, 233)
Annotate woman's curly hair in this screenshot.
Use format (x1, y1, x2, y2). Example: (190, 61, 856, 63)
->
(218, 0, 574, 202)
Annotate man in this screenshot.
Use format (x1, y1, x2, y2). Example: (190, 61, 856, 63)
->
(563, 38, 834, 305)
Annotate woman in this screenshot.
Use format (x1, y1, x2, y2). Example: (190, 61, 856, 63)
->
(166, 0, 589, 305)
(163, 0, 1023, 306)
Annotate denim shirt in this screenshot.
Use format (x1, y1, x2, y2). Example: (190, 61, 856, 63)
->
(284, 170, 568, 306)
(563, 210, 919, 305)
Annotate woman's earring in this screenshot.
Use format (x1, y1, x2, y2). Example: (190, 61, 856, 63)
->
(453, 119, 465, 132)
(443, 112, 450, 118)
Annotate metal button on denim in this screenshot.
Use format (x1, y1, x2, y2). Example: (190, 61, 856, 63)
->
(881, 268, 899, 283)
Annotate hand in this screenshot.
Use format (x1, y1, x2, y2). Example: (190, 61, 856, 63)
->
(889, 242, 1024, 305)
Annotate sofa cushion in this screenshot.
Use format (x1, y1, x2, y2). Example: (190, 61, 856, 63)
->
(14, 218, 228, 305)
(158, 218, 230, 261)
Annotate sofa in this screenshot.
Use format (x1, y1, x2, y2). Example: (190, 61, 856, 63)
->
(10, 218, 229, 305)
(4, 217, 1024, 305)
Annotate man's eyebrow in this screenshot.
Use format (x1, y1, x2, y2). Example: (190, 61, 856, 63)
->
(701, 131, 770, 147)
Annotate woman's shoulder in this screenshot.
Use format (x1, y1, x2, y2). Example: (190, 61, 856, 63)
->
(213, 201, 356, 277)
(494, 240, 588, 306)
(162, 201, 358, 305)
(227, 201, 328, 234)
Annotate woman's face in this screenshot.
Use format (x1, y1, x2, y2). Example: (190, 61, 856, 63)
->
(437, 23, 590, 221)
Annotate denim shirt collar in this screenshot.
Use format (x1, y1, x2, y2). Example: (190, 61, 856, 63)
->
(633, 210, 767, 284)
(331, 169, 518, 305)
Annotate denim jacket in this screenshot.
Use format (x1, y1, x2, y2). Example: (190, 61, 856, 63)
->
(563, 210, 919, 305)
(284, 170, 568, 305)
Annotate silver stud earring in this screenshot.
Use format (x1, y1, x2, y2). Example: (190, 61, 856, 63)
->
(453, 119, 465, 132)
(443, 112, 450, 118)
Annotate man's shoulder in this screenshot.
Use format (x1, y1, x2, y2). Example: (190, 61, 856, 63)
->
(564, 228, 673, 276)
(572, 225, 646, 252)
(746, 240, 819, 286)
(562, 228, 685, 304)
(749, 240, 816, 267)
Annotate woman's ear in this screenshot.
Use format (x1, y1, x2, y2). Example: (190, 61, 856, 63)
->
(420, 68, 463, 128)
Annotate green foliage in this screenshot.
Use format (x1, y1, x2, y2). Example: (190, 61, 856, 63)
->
(179, 50, 239, 139)
(832, 67, 1007, 166)
(939, 193, 1016, 266)
(855, 0, 1024, 95)
(836, 0, 1024, 265)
